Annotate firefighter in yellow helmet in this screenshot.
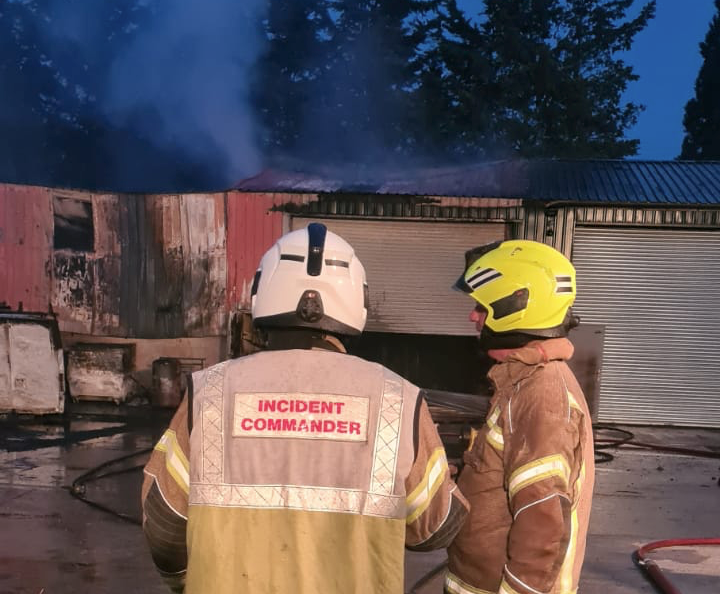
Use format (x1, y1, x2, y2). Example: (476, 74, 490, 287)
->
(445, 240, 595, 594)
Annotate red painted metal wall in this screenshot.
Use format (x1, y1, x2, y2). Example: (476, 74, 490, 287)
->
(226, 192, 309, 309)
(0, 185, 53, 312)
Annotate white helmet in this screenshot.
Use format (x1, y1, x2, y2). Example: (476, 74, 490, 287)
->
(251, 223, 369, 336)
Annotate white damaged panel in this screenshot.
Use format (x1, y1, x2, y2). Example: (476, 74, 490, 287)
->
(0, 323, 64, 414)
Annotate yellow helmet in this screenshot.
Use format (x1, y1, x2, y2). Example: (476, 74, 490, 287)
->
(454, 240, 578, 346)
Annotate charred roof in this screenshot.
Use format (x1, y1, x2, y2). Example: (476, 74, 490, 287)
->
(235, 159, 720, 206)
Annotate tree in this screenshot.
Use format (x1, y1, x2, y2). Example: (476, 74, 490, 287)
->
(680, 0, 720, 159)
(251, 0, 334, 154)
(0, 0, 223, 191)
(254, 0, 431, 166)
(406, 0, 500, 159)
(477, 0, 655, 158)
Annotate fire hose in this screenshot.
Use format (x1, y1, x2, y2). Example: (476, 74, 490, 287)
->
(632, 538, 720, 594)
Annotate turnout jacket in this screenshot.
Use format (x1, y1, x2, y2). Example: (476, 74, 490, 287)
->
(142, 344, 469, 594)
(446, 338, 595, 594)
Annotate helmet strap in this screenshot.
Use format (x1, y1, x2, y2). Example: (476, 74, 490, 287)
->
(479, 309, 579, 350)
(265, 328, 346, 353)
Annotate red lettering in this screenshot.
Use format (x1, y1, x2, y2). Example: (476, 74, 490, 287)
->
(323, 420, 335, 432)
(310, 420, 323, 432)
(277, 400, 289, 413)
(336, 420, 348, 434)
(268, 418, 282, 431)
(334, 402, 345, 414)
(297, 419, 309, 432)
(309, 401, 320, 414)
(282, 418, 297, 431)
(295, 400, 308, 413)
(321, 401, 334, 414)
(254, 418, 267, 430)
(261, 399, 276, 412)
(241, 418, 253, 431)
(349, 422, 361, 435)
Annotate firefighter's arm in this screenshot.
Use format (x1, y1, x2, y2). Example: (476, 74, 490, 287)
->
(499, 377, 579, 594)
(405, 398, 470, 551)
(141, 395, 191, 593)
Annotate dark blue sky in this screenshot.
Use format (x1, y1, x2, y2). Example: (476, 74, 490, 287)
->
(624, 0, 717, 159)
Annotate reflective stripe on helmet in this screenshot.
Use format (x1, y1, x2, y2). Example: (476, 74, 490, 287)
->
(306, 222, 327, 276)
(467, 268, 502, 289)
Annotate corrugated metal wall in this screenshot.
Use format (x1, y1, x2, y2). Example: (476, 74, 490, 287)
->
(571, 226, 720, 427)
(226, 192, 311, 309)
(116, 194, 227, 338)
(0, 185, 53, 312)
(293, 217, 508, 335)
(9, 188, 231, 338)
(575, 205, 720, 227)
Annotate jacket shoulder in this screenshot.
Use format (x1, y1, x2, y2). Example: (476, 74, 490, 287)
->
(511, 361, 575, 422)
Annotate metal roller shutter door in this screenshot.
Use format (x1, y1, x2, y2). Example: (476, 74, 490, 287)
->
(292, 218, 506, 335)
(572, 227, 720, 427)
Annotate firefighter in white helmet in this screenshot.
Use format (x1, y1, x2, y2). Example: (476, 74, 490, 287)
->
(141, 222, 469, 594)
(445, 240, 595, 594)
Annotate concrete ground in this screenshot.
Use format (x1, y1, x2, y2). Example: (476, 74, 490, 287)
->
(1, 407, 718, 594)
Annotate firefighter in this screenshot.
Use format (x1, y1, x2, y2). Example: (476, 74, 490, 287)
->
(445, 240, 595, 594)
(141, 223, 469, 594)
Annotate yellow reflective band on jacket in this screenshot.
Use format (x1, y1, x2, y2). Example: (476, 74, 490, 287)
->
(573, 461, 586, 508)
(485, 406, 504, 451)
(566, 390, 582, 412)
(406, 447, 447, 524)
(508, 454, 570, 500)
(155, 429, 190, 494)
(445, 571, 494, 594)
(558, 507, 580, 594)
(498, 577, 522, 594)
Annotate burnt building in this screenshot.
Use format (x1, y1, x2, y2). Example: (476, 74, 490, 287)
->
(2, 159, 719, 427)
(235, 159, 720, 428)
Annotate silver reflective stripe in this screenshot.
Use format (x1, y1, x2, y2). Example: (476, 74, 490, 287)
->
(445, 571, 494, 594)
(190, 483, 404, 518)
(369, 375, 404, 495)
(199, 362, 228, 483)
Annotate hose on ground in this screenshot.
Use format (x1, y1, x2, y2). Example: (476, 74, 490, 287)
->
(68, 447, 152, 526)
(632, 538, 720, 594)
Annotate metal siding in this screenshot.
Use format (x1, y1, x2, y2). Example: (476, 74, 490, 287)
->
(571, 226, 720, 427)
(181, 194, 227, 336)
(116, 194, 228, 338)
(0, 185, 53, 312)
(226, 192, 308, 309)
(292, 218, 507, 335)
(575, 205, 720, 228)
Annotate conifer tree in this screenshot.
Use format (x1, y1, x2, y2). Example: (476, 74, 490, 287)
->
(479, 0, 655, 158)
(680, 0, 720, 159)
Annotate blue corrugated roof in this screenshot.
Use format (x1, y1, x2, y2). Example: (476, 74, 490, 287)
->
(235, 159, 720, 205)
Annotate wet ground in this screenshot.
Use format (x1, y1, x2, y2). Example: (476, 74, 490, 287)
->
(1, 406, 719, 594)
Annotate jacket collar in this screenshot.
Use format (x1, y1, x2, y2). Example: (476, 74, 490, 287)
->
(312, 334, 347, 353)
(487, 337, 574, 387)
